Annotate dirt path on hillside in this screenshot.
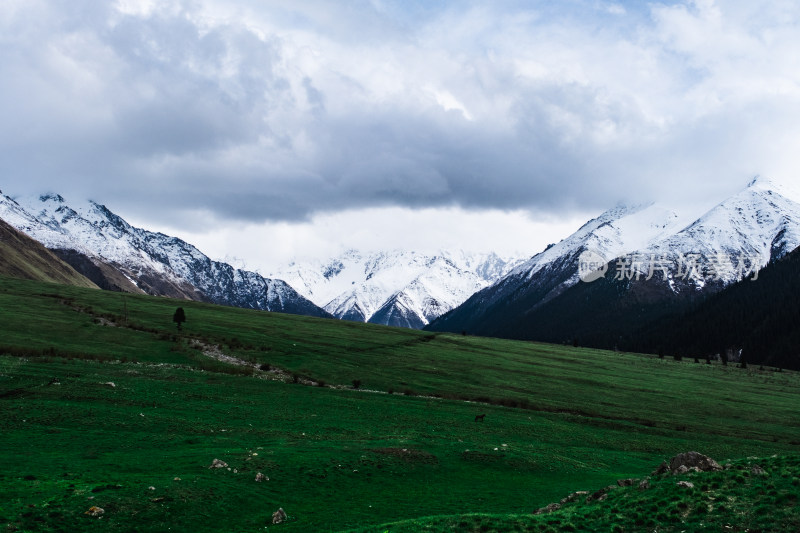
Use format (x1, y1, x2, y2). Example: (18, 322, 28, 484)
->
(185, 338, 323, 385)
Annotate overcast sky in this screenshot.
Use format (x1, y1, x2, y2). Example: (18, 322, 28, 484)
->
(2, 0, 800, 271)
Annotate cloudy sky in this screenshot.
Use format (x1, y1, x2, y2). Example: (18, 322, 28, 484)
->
(2, 0, 800, 271)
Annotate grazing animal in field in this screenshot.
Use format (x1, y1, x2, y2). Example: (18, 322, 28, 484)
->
(474, 413, 486, 422)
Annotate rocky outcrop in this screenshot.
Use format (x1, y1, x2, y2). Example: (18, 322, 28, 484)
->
(208, 459, 228, 469)
(533, 452, 724, 517)
(653, 451, 722, 476)
(586, 486, 615, 503)
(534, 503, 561, 515)
(271, 508, 287, 524)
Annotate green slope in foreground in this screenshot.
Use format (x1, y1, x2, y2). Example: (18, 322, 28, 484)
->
(351, 454, 800, 532)
(1, 275, 799, 532)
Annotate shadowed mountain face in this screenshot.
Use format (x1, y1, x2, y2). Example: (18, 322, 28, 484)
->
(0, 193, 331, 318)
(50, 248, 153, 294)
(0, 218, 98, 289)
(427, 178, 800, 369)
(623, 245, 800, 370)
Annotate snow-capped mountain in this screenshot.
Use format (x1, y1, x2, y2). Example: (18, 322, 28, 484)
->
(272, 250, 523, 328)
(428, 176, 800, 337)
(509, 201, 691, 294)
(430, 202, 695, 333)
(640, 176, 800, 286)
(5, 176, 796, 335)
(0, 192, 330, 318)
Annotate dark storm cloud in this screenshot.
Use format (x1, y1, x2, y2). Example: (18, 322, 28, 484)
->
(2, 0, 800, 228)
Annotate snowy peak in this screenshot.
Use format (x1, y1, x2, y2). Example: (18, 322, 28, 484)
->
(428, 176, 800, 338)
(6, 194, 137, 259)
(637, 177, 800, 284)
(511, 177, 800, 290)
(0, 192, 330, 318)
(508, 201, 689, 286)
(745, 175, 800, 202)
(273, 249, 524, 328)
(0, 192, 41, 230)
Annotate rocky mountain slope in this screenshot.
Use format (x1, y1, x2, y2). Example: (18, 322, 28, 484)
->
(0, 192, 330, 318)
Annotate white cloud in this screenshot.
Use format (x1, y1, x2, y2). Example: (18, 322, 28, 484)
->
(115, 0, 158, 17)
(126, 205, 588, 272)
(2, 0, 800, 264)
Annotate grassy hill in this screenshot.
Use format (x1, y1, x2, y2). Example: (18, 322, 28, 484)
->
(1, 275, 799, 531)
(351, 454, 800, 532)
(0, 219, 98, 289)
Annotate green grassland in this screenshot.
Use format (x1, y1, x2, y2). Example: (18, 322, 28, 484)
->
(1, 275, 799, 532)
(352, 454, 800, 532)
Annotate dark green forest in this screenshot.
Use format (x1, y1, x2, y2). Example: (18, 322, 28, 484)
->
(430, 246, 800, 370)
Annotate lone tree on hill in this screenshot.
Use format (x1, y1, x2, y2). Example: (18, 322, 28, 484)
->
(173, 307, 186, 330)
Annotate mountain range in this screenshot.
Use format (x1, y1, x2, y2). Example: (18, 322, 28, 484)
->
(0, 191, 524, 327)
(428, 176, 800, 366)
(0, 191, 330, 318)
(2, 176, 800, 368)
(271, 250, 523, 328)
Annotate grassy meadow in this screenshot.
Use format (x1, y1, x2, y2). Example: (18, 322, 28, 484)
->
(1, 275, 799, 531)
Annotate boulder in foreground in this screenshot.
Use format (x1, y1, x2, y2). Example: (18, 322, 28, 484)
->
(653, 451, 722, 476)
